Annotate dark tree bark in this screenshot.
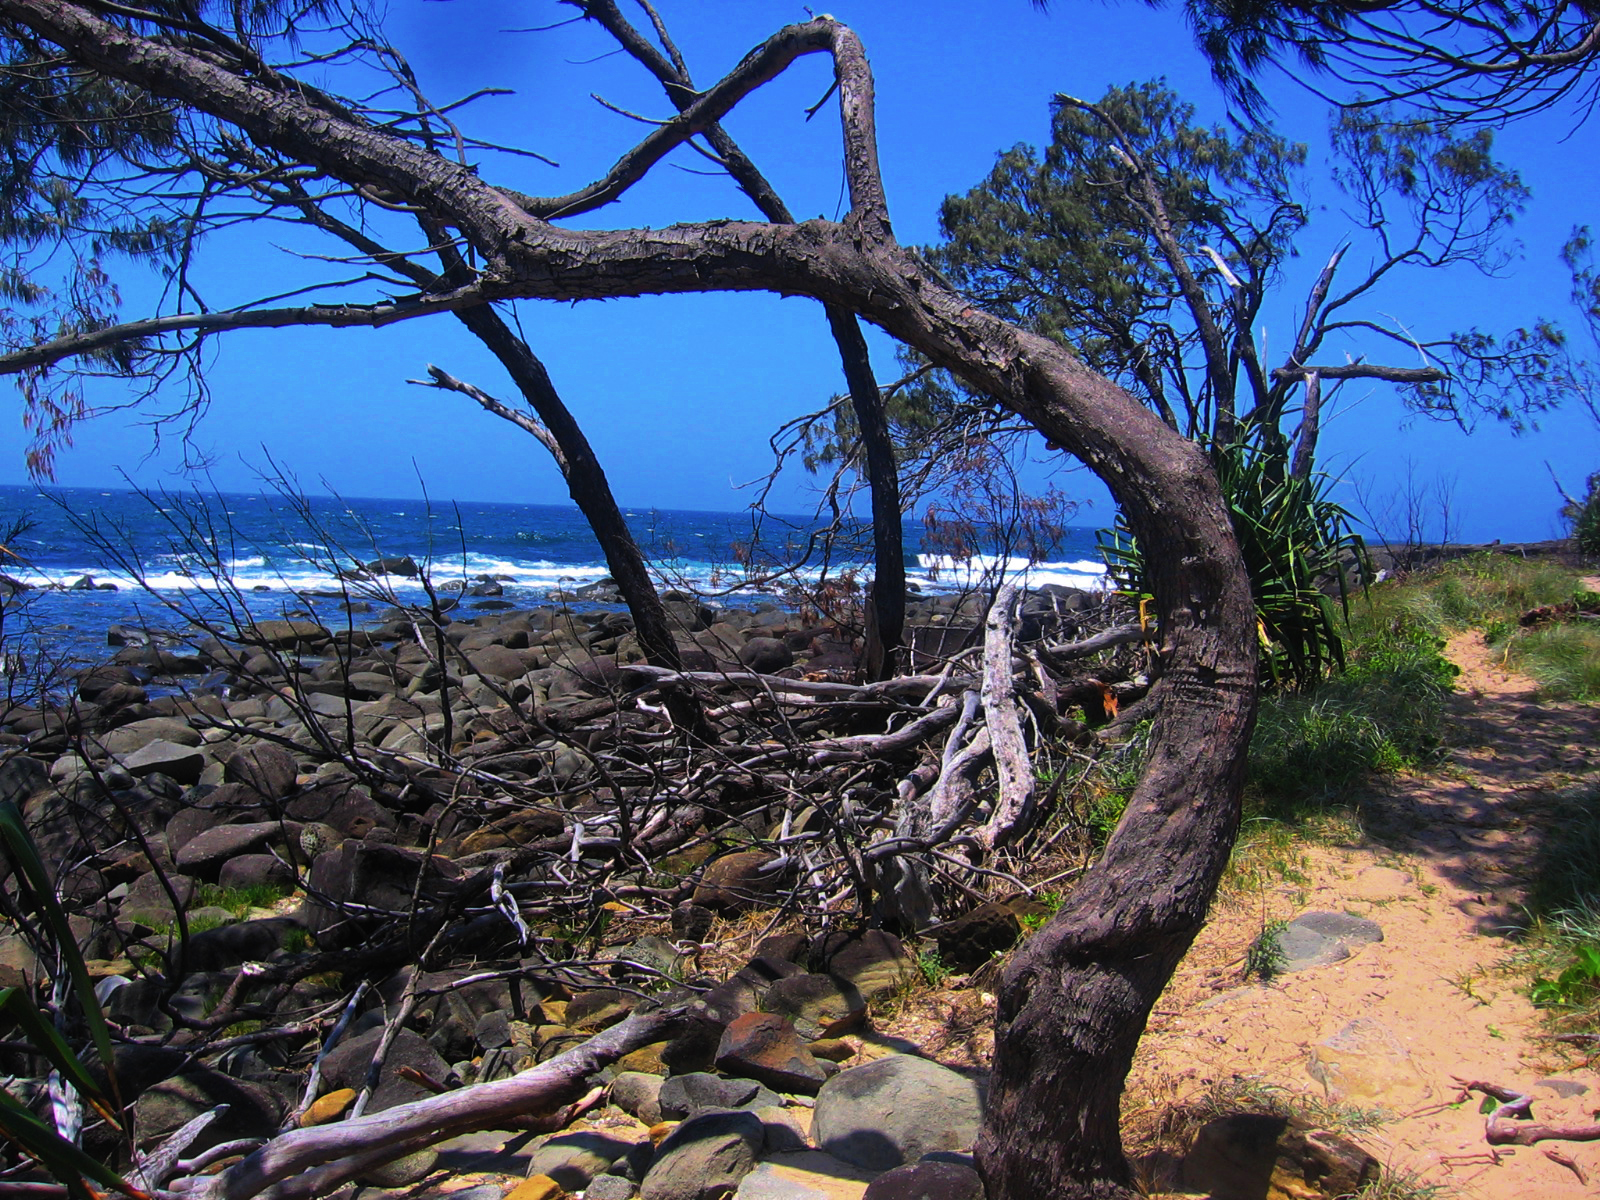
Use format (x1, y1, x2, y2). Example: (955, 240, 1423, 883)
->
(0, 6, 1258, 1194)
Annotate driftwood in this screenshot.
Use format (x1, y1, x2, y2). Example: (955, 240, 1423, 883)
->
(179, 1006, 685, 1200)
(1456, 1079, 1600, 1147)
(1, 570, 1149, 1199)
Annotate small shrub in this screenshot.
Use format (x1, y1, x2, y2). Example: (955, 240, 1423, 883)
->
(1243, 919, 1289, 981)
(1565, 471, 1600, 557)
(1530, 944, 1600, 1010)
(917, 947, 954, 987)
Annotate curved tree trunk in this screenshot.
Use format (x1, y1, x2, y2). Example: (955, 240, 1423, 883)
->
(0, 9, 1259, 1194)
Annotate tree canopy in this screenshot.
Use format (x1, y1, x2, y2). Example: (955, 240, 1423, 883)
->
(1142, 0, 1600, 122)
(0, 4, 1264, 1196)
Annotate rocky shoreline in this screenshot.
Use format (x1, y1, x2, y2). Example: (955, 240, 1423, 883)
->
(0, 576, 1135, 1200)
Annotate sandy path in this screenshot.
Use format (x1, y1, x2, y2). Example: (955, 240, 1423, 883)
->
(1126, 624, 1600, 1199)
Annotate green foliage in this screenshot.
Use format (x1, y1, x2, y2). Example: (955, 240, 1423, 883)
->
(0, 802, 133, 1198)
(933, 80, 1304, 440)
(1106, 428, 1366, 689)
(1530, 943, 1600, 1010)
(1563, 471, 1600, 557)
(916, 947, 954, 987)
(1072, 724, 1147, 846)
(1017, 891, 1066, 933)
(195, 880, 292, 914)
(1508, 618, 1600, 702)
(1247, 595, 1455, 807)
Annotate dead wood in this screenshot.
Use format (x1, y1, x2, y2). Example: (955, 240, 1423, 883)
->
(1455, 1079, 1600, 1147)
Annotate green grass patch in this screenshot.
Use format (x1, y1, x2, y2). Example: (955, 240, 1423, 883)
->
(1246, 603, 1455, 813)
(194, 881, 294, 915)
(1496, 616, 1600, 702)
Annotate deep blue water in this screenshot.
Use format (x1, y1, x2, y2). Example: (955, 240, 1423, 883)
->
(0, 484, 1107, 671)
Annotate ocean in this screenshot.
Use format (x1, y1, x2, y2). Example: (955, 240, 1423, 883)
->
(0, 484, 1108, 671)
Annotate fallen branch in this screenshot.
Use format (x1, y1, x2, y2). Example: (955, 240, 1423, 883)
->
(1455, 1079, 1600, 1146)
(182, 1004, 687, 1200)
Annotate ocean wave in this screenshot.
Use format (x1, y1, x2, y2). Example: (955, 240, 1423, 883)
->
(913, 553, 1107, 591)
(8, 550, 1106, 600)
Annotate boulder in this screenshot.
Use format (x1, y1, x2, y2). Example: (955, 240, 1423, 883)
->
(0, 756, 47, 806)
(819, 930, 915, 1003)
(934, 901, 1024, 973)
(813, 1056, 983, 1171)
(365, 555, 421, 578)
(174, 820, 286, 874)
(566, 988, 638, 1030)
(185, 917, 305, 971)
(693, 850, 792, 913)
(1181, 1113, 1379, 1200)
(133, 1068, 282, 1154)
(1307, 1017, 1422, 1105)
(738, 638, 794, 673)
(716, 1013, 826, 1095)
(585, 1176, 636, 1200)
(658, 1072, 782, 1120)
(760, 973, 865, 1040)
(320, 1026, 450, 1113)
(218, 853, 296, 891)
(302, 840, 460, 946)
(863, 1161, 986, 1200)
(118, 739, 206, 784)
(223, 743, 300, 801)
(640, 1109, 763, 1200)
(753, 1106, 811, 1153)
(524, 1128, 646, 1192)
(612, 1071, 667, 1125)
(248, 619, 331, 651)
(359, 1149, 438, 1187)
(121, 871, 196, 927)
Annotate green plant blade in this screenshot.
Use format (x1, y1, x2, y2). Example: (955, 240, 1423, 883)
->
(0, 1086, 142, 1199)
(0, 801, 122, 1116)
(0, 988, 115, 1124)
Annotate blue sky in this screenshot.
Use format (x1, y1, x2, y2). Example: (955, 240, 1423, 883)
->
(2, 0, 1595, 541)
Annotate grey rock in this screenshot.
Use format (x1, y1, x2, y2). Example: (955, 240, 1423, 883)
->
(641, 1109, 763, 1200)
(100, 717, 205, 755)
(761, 973, 865, 1040)
(321, 1027, 450, 1113)
(863, 1161, 986, 1200)
(0, 756, 47, 806)
(223, 743, 300, 800)
(358, 1148, 438, 1187)
(175, 821, 287, 873)
(475, 1009, 512, 1050)
(611, 1071, 666, 1125)
(120, 739, 207, 784)
(658, 1072, 781, 1120)
(218, 853, 295, 891)
(586, 1176, 637, 1200)
(525, 1128, 644, 1192)
(813, 1056, 983, 1171)
(1271, 911, 1384, 974)
(133, 1068, 282, 1155)
(755, 1105, 812, 1153)
(185, 917, 305, 972)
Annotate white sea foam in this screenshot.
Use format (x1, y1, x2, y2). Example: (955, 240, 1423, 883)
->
(913, 553, 1107, 591)
(10, 550, 1106, 601)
